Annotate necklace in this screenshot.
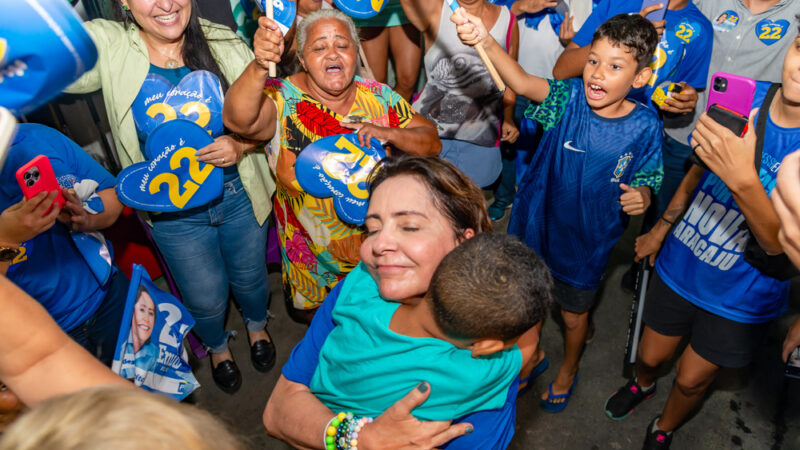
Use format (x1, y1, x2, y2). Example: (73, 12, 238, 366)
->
(142, 33, 183, 69)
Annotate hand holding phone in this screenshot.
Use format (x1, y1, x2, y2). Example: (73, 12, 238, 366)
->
(15, 155, 66, 213)
(706, 73, 757, 118)
(707, 105, 749, 137)
(640, 0, 667, 23)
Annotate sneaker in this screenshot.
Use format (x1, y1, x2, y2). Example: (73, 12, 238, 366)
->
(642, 416, 672, 450)
(488, 202, 510, 221)
(604, 379, 656, 420)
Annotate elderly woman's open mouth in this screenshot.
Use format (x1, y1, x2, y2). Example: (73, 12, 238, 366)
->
(325, 63, 343, 74)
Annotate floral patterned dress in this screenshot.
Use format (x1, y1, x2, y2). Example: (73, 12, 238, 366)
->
(264, 76, 415, 310)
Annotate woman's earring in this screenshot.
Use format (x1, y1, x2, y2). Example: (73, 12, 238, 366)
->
(122, 3, 130, 11)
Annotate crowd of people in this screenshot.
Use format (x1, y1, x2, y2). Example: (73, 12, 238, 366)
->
(1, 0, 799, 449)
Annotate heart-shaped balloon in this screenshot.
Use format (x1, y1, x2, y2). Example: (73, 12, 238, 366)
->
(255, 0, 298, 34)
(132, 70, 224, 146)
(755, 19, 789, 46)
(295, 133, 386, 225)
(116, 120, 222, 212)
(333, 0, 387, 19)
(0, 0, 97, 116)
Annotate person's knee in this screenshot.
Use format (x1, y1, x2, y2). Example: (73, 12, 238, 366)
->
(561, 309, 587, 330)
(673, 367, 714, 397)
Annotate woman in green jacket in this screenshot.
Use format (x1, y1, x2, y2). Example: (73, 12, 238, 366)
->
(67, 0, 275, 394)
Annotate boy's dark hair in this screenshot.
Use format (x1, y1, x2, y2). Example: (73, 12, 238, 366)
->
(429, 233, 553, 342)
(592, 14, 659, 71)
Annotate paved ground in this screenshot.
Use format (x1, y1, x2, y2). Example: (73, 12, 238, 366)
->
(185, 213, 800, 449)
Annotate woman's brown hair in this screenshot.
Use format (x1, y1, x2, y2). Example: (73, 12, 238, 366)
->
(368, 156, 492, 236)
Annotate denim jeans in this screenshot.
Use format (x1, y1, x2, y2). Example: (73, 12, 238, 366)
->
(439, 139, 502, 188)
(68, 268, 130, 367)
(150, 177, 269, 353)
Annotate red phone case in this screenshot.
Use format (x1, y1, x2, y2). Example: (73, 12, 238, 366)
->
(706, 72, 757, 118)
(15, 155, 66, 211)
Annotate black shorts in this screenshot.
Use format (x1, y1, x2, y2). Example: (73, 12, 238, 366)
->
(552, 277, 598, 313)
(643, 269, 769, 369)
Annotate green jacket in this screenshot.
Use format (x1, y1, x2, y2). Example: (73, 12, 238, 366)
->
(66, 18, 275, 225)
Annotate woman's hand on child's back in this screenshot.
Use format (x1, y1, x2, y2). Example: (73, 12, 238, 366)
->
(451, 8, 489, 47)
(358, 382, 473, 449)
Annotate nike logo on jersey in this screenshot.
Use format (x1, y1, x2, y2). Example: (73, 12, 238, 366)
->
(563, 140, 585, 153)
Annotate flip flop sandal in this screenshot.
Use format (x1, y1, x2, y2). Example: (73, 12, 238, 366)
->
(539, 375, 578, 413)
(517, 357, 549, 398)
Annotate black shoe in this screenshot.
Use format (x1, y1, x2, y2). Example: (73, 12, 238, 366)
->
(211, 359, 242, 394)
(642, 416, 672, 450)
(251, 332, 277, 373)
(604, 379, 656, 420)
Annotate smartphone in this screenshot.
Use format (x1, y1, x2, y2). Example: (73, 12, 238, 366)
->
(707, 105, 749, 137)
(15, 155, 66, 212)
(0, 107, 16, 173)
(554, 0, 569, 17)
(641, 0, 668, 22)
(706, 72, 757, 118)
(786, 346, 800, 379)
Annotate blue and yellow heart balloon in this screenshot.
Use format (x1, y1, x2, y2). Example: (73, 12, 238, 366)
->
(333, 0, 387, 19)
(116, 120, 222, 212)
(295, 133, 386, 225)
(0, 0, 97, 115)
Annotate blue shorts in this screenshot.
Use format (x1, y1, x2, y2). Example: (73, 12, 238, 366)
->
(439, 139, 502, 188)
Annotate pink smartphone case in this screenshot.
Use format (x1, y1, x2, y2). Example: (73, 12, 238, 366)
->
(706, 72, 757, 118)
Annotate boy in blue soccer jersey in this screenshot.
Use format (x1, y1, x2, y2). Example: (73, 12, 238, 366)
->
(453, 12, 662, 412)
(604, 23, 800, 450)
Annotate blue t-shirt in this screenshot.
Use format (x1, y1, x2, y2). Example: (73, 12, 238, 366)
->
(508, 78, 663, 289)
(282, 279, 520, 449)
(655, 81, 794, 324)
(573, 0, 713, 107)
(1, 124, 117, 331)
(310, 263, 521, 421)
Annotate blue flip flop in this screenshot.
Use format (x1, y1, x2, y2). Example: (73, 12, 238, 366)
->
(517, 357, 549, 398)
(539, 376, 578, 413)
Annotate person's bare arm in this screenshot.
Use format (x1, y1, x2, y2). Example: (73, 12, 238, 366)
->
(552, 42, 586, 79)
(500, 21, 519, 144)
(635, 164, 705, 265)
(451, 9, 550, 103)
(340, 114, 442, 156)
(773, 151, 800, 265)
(223, 17, 283, 141)
(692, 109, 782, 254)
(265, 376, 471, 449)
(0, 275, 130, 406)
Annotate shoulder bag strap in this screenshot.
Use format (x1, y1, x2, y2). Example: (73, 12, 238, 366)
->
(754, 83, 781, 171)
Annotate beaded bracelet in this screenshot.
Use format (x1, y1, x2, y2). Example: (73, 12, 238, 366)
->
(324, 412, 374, 450)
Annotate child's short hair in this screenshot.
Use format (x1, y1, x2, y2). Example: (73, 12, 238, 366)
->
(592, 13, 659, 71)
(429, 233, 553, 342)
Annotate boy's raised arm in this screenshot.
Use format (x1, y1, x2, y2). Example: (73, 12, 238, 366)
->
(451, 9, 550, 103)
(553, 43, 588, 80)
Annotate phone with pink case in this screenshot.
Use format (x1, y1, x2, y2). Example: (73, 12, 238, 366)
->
(706, 72, 757, 118)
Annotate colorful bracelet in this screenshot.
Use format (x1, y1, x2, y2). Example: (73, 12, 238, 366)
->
(325, 412, 374, 450)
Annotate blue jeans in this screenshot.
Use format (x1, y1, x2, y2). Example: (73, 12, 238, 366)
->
(150, 177, 269, 353)
(643, 133, 693, 231)
(491, 98, 542, 210)
(68, 268, 129, 367)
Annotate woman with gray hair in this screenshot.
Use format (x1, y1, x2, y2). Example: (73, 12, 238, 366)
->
(224, 9, 441, 323)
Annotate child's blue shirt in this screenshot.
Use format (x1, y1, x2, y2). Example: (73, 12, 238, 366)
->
(509, 78, 662, 289)
(655, 81, 794, 324)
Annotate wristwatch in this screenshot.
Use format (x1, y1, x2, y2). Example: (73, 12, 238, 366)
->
(0, 244, 21, 262)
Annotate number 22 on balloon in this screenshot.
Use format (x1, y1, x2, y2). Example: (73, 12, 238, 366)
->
(149, 146, 215, 209)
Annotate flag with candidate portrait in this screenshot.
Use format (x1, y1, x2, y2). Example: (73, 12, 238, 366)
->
(112, 264, 199, 401)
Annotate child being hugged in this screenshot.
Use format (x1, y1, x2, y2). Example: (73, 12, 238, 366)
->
(452, 11, 662, 412)
(309, 232, 552, 446)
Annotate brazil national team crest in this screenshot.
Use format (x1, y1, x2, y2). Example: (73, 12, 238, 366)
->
(712, 10, 738, 32)
(295, 133, 386, 225)
(132, 70, 224, 146)
(755, 19, 789, 46)
(0, 0, 98, 115)
(116, 120, 222, 212)
(612, 152, 633, 183)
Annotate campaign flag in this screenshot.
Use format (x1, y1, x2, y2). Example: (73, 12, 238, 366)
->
(0, 0, 97, 115)
(333, 0, 387, 19)
(255, 0, 297, 34)
(112, 264, 200, 401)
